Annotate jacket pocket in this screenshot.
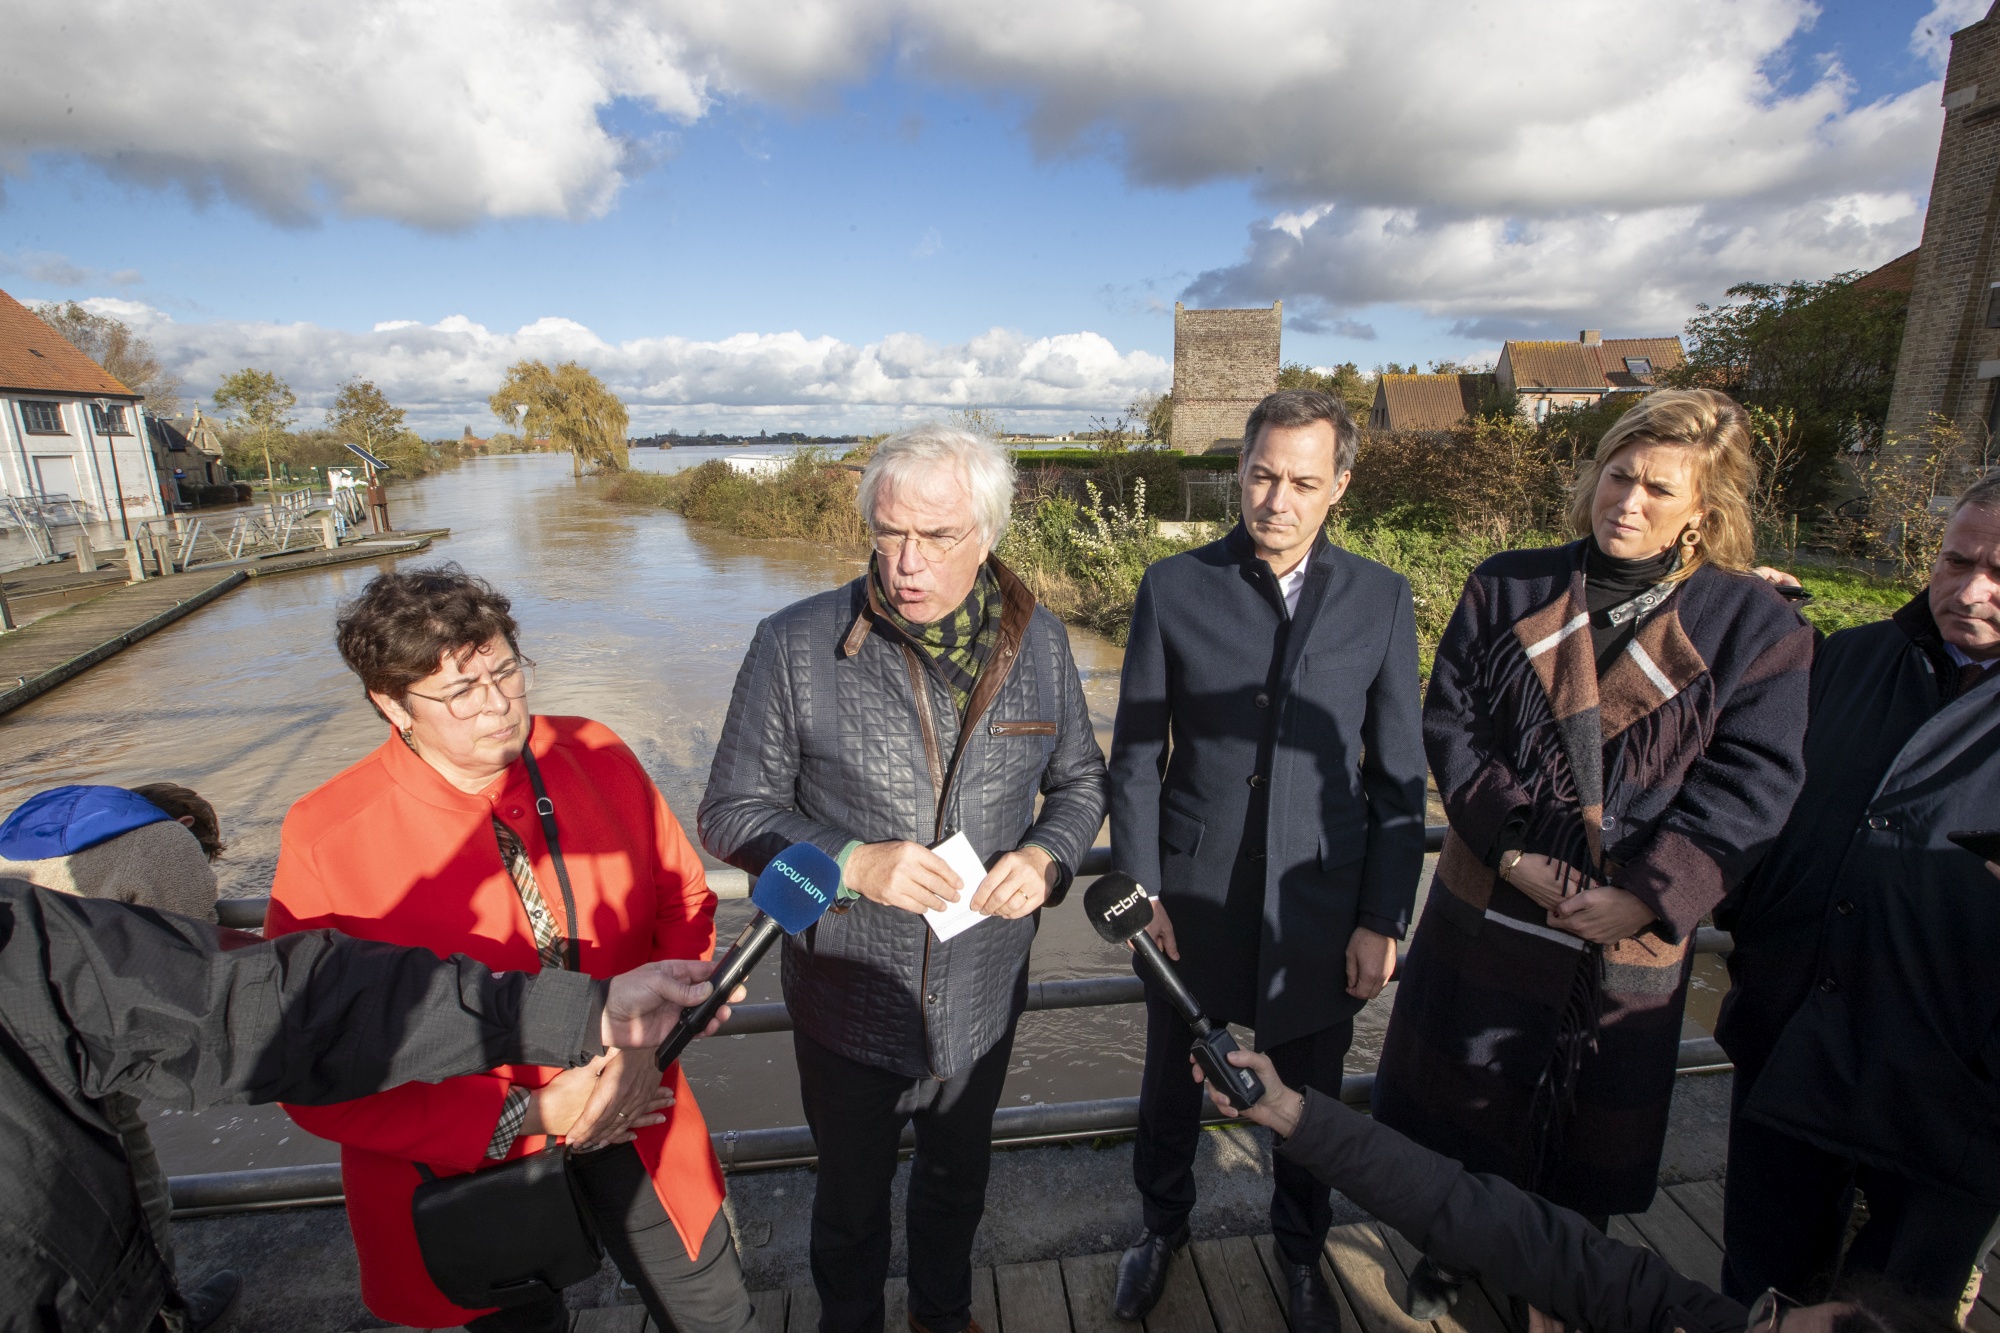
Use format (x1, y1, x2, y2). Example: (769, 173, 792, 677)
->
(990, 720, 1058, 736)
(1161, 802, 1206, 858)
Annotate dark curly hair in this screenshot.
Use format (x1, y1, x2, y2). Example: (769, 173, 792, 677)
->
(335, 564, 519, 711)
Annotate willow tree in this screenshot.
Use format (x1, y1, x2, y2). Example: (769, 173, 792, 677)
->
(489, 360, 629, 476)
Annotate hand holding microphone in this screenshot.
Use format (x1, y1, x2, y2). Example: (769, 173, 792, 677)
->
(1083, 872, 1266, 1112)
(654, 842, 841, 1071)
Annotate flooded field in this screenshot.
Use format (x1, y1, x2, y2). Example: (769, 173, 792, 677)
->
(0, 448, 1724, 1176)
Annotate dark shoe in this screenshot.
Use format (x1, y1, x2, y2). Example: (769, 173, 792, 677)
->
(1286, 1262, 1340, 1333)
(182, 1270, 242, 1333)
(907, 1316, 985, 1333)
(1404, 1255, 1462, 1321)
(1114, 1225, 1190, 1321)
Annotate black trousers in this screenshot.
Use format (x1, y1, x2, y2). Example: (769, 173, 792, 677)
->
(793, 1022, 1018, 1333)
(466, 1142, 756, 1333)
(1721, 1110, 2000, 1312)
(1133, 978, 1354, 1266)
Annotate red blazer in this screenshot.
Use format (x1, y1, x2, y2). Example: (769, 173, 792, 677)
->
(266, 715, 727, 1328)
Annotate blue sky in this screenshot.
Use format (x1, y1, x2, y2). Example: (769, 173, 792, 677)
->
(0, 0, 1965, 434)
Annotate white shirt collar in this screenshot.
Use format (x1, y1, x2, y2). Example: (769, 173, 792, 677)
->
(1276, 551, 1311, 618)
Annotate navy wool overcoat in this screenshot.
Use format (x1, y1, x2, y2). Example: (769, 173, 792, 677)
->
(1108, 524, 1428, 1048)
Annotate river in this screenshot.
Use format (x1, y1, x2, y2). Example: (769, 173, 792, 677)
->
(0, 449, 1722, 1177)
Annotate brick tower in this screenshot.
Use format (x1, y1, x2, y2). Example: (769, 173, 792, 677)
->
(1887, 2, 2000, 438)
(1169, 301, 1282, 453)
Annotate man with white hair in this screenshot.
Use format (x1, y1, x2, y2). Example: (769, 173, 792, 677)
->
(701, 424, 1107, 1333)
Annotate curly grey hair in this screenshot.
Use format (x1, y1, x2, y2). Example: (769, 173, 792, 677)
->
(857, 423, 1017, 546)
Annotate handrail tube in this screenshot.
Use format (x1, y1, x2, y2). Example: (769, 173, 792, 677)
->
(212, 823, 1682, 931)
(169, 1037, 1735, 1213)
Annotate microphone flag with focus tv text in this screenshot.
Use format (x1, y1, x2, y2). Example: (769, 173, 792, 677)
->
(1083, 872, 1266, 1111)
(654, 842, 839, 1070)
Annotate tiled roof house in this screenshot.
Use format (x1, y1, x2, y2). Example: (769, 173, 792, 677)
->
(1368, 372, 1499, 431)
(0, 287, 168, 529)
(1496, 330, 1684, 422)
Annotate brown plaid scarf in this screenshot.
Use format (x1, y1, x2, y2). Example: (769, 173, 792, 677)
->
(873, 560, 1004, 713)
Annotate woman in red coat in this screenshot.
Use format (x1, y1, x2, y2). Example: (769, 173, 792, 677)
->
(267, 566, 754, 1333)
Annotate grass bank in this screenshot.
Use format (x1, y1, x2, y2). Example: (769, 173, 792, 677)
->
(602, 453, 868, 547)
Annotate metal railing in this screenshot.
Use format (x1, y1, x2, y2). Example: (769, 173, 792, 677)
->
(178, 827, 1738, 1215)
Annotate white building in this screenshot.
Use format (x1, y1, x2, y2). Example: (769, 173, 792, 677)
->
(0, 287, 167, 532)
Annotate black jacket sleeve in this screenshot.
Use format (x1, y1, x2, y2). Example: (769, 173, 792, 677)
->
(0, 883, 607, 1113)
(1276, 1090, 1747, 1333)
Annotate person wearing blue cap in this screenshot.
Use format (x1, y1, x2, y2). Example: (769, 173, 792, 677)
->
(0, 784, 219, 921)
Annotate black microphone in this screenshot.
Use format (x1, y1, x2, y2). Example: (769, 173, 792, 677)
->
(1083, 872, 1266, 1111)
(655, 842, 841, 1070)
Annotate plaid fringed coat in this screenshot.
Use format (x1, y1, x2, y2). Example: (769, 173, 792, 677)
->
(1373, 541, 1814, 1216)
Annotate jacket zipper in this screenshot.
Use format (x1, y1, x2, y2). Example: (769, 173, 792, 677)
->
(898, 643, 948, 1077)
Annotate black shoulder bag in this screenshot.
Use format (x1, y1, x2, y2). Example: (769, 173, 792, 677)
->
(409, 739, 604, 1309)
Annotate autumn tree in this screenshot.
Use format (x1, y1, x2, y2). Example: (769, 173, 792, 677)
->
(34, 302, 184, 417)
(213, 368, 297, 492)
(1130, 390, 1173, 445)
(1667, 272, 1909, 506)
(490, 360, 629, 475)
(1277, 361, 1374, 422)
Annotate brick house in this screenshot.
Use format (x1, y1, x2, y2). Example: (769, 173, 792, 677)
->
(1368, 372, 1499, 431)
(1884, 2, 2000, 438)
(1169, 302, 1282, 452)
(1495, 331, 1684, 423)
(0, 287, 166, 529)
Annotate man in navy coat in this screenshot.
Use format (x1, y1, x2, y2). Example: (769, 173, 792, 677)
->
(1107, 389, 1428, 1330)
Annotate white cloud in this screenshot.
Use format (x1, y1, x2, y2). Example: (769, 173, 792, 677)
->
(1912, 0, 1991, 73)
(91, 301, 1167, 433)
(5, 0, 1959, 332)
(0, 251, 143, 289)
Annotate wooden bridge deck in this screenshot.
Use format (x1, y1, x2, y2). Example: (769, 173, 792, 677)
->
(568, 1180, 1801, 1333)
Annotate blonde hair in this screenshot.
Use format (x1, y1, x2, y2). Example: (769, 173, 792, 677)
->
(1566, 388, 1758, 577)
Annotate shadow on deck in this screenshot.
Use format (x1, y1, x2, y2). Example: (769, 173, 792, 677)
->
(573, 1182, 1739, 1333)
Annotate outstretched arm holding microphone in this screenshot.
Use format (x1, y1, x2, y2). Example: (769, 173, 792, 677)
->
(1196, 1052, 1873, 1333)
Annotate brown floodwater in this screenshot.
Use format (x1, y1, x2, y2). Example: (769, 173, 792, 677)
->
(0, 449, 1723, 1177)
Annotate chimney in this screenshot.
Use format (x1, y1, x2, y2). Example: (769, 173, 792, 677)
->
(1580, 330, 1602, 346)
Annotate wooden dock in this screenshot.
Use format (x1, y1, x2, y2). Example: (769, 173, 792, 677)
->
(0, 528, 449, 718)
(566, 1182, 1753, 1333)
(0, 568, 248, 716)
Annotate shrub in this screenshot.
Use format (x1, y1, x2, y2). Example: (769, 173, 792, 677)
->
(999, 478, 1212, 644)
(602, 451, 869, 547)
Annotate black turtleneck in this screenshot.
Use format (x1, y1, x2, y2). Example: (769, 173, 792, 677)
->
(1585, 537, 1681, 673)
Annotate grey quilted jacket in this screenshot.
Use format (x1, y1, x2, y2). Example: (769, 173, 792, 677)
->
(699, 558, 1108, 1079)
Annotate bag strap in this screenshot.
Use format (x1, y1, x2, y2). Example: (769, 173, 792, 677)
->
(520, 726, 582, 972)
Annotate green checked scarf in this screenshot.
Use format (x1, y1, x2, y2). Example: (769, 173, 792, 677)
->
(874, 560, 1004, 713)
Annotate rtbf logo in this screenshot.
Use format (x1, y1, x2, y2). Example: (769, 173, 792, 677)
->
(1100, 886, 1148, 921)
(772, 857, 829, 904)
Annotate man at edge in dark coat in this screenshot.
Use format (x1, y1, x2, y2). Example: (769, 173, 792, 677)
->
(1106, 389, 1428, 1331)
(1717, 474, 2000, 1313)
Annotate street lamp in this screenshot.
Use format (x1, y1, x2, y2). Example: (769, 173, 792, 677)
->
(93, 398, 132, 542)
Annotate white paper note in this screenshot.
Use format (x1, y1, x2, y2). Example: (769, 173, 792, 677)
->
(924, 832, 993, 942)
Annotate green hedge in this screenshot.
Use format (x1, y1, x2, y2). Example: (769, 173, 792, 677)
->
(1012, 449, 1236, 471)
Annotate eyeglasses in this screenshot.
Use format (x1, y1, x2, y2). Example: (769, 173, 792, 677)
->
(870, 529, 970, 564)
(406, 658, 536, 720)
(1747, 1288, 1801, 1333)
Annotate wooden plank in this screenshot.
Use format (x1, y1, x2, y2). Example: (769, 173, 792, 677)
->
(1377, 1226, 1509, 1333)
(1061, 1251, 1130, 1333)
(571, 1308, 647, 1332)
(973, 1267, 1001, 1333)
(1666, 1181, 1727, 1250)
(0, 569, 246, 715)
(1967, 1298, 2000, 1333)
(749, 1286, 788, 1333)
(1255, 1234, 1362, 1333)
(1606, 1216, 1651, 1252)
(1624, 1193, 1724, 1291)
(887, 1276, 909, 1329)
(786, 1280, 823, 1333)
(997, 1259, 1071, 1333)
(1323, 1223, 1429, 1333)
(1192, 1236, 1287, 1333)
(1144, 1247, 1217, 1333)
